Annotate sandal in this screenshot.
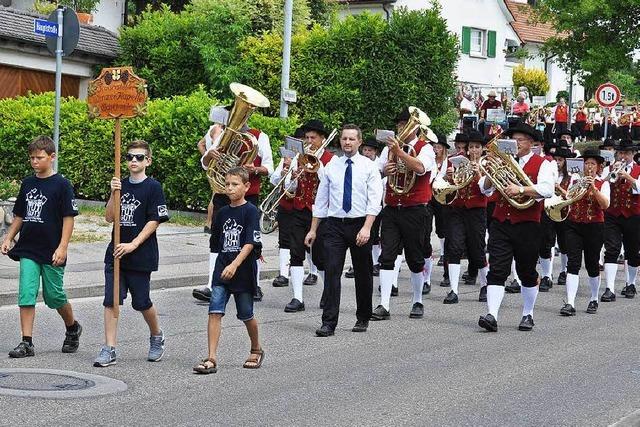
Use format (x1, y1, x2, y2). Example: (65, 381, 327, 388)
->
(193, 358, 217, 374)
(243, 348, 265, 369)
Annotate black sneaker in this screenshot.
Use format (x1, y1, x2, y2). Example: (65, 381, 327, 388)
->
(518, 315, 535, 331)
(437, 256, 444, 267)
(505, 279, 521, 293)
(272, 275, 289, 287)
(621, 285, 628, 296)
(539, 276, 553, 292)
(344, 267, 355, 278)
(601, 288, 616, 302)
(370, 305, 390, 320)
(560, 303, 576, 316)
(284, 298, 305, 313)
(372, 264, 380, 277)
(409, 302, 424, 318)
(62, 322, 83, 353)
(440, 277, 450, 287)
(443, 290, 458, 304)
(586, 300, 598, 314)
(422, 282, 431, 295)
(479, 285, 487, 302)
(9, 341, 35, 358)
(557, 271, 567, 286)
(391, 286, 399, 297)
(352, 320, 369, 332)
(303, 274, 318, 286)
(478, 314, 497, 332)
(626, 284, 637, 299)
(253, 286, 264, 302)
(192, 286, 211, 302)
(203, 226, 211, 234)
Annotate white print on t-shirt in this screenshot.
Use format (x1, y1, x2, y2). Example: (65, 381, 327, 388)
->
(24, 189, 47, 223)
(253, 230, 261, 243)
(71, 199, 78, 211)
(120, 193, 141, 226)
(157, 204, 168, 218)
(222, 218, 243, 252)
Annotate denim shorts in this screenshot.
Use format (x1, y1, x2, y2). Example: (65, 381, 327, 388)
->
(208, 285, 254, 321)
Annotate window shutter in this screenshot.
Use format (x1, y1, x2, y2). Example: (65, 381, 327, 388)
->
(487, 30, 497, 57)
(461, 26, 471, 54)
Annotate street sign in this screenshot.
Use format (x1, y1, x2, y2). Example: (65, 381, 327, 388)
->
(282, 89, 297, 103)
(596, 82, 621, 108)
(33, 19, 58, 37)
(45, 7, 79, 57)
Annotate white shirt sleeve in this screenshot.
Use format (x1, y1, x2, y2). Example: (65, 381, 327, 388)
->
(532, 159, 556, 199)
(200, 133, 222, 170)
(257, 132, 274, 175)
(600, 180, 611, 202)
(312, 163, 330, 218)
(478, 176, 495, 196)
(415, 142, 436, 176)
(270, 159, 285, 186)
(365, 159, 383, 216)
(378, 147, 389, 174)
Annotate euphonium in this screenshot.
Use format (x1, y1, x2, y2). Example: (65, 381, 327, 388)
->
(544, 176, 591, 222)
(432, 160, 476, 205)
(388, 107, 432, 195)
(478, 134, 536, 209)
(206, 83, 270, 194)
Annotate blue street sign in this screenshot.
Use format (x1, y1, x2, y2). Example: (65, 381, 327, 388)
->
(34, 19, 59, 37)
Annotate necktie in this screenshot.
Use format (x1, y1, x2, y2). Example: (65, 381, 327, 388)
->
(343, 158, 353, 213)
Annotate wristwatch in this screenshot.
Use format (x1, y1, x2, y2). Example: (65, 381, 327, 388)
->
(518, 186, 524, 195)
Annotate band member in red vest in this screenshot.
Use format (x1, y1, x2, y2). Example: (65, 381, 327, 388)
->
(601, 139, 640, 301)
(573, 100, 588, 143)
(442, 129, 489, 304)
(553, 97, 569, 137)
(193, 124, 274, 303)
(560, 150, 610, 316)
(284, 120, 335, 313)
(478, 122, 555, 332)
(371, 108, 436, 321)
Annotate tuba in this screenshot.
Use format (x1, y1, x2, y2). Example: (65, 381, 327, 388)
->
(478, 134, 536, 209)
(206, 83, 270, 194)
(544, 176, 591, 222)
(388, 107, 432, 195)
(432, 160, 476, 204)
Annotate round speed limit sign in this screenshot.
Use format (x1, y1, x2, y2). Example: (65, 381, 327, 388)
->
(596, 82, 621, 108)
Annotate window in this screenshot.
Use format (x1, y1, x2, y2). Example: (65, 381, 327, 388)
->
(461, 27, 497, 58)
(470, 29, 484, 54)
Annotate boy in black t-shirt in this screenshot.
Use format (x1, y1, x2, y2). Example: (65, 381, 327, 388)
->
(1, 136, 82, 358)
(94, 140, 170, 368)
(193, 167, 264, 374)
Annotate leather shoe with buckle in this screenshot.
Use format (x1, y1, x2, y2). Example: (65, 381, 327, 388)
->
(518, 315, 535, 331)
(505, 279, 521, 293)
(557, 271, 567, 286)
(560, 303, 576, 316)
(539, 276, 553, 292)
(272, 275, 289, 287)
(409, 302, 424, 318)
(344, 267, 355, 278)
(303, 273, 318, 286)
(315, 325, 334, 337)
(440, 277, 450, 287)
(625, 284, 637, 299)
(352, 320, 369, 332)
(391, 286, 399, 297)
(479, 286, 487, 302)
(586, 300, 598, 314)
(478, 313, 497, 332)
(422, 282, 431, 295)
(284, 298, 305, 313)
(443, 290, 458, 304)
(437, 256, 444, 267)
(601, 288, 616, 302)
(371, 305, 390, 320)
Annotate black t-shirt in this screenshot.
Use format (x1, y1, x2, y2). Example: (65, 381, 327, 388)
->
(10, 174, 78, 266)
(210, 202, 262, 293)
(104, 177, 169, 271)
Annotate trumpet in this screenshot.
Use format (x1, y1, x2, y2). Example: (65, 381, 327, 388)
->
(608, 162, 625, 183)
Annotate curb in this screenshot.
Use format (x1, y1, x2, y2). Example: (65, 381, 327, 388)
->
(0, 268, 280, 307)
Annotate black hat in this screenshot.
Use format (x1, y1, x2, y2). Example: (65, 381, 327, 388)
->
(579, 149, 605, 163)
(543, 142, 558, 155)
(293, 126, 305, 139)
(432, 134, 450, 149)
(599, 138, 616, 149)
(556, 128, 575, 140)
(552, 147, 574, 159)
(303, 119, 329, 137)
(466, 129, 485, 145)
(454, 133, 469, 144)
(615, 139, 638, 151)
(362, 136, 380, 150)
(634, 152, 640, 165)
(395, 107, 411, 123)
(556, 139, 570, 149)
(504, 122, 543, 142)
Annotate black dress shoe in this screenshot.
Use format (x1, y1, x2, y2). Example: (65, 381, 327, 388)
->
(586, 300, 598, 314)
(344, 267, 355, 278)
(192, 287, 211, 302)
(372, 264, 380, 277)
(626, 284, 637, 299)
(272, 275, 289, 287)
(539, 276, 553, 292)
(422, 282, 431, 295)
(601, 288, 616, 302)
(560, 303, 576, 316)
(621, 285, 628, 296)
(315, 325, 335, 337)
(253, 286, 264, 302)
(518, 315, 535, 331)
(505, 280, 521, 294)
(464, 275, 478, 286)
(618, 253, 625, 264)
(409, 302, 424, 318)
(437, 256, 444, 267)
(440, 277, 450, 287)
(391, 286, 399, 297)
(557, 271, 567, 286)
(284, 298, 305, 313)
(352, 320, 369, 332)
(443, 290, 458, 304)
(303, 273, 318, 286)
(371, 304, 390, 320)
(478, 313, 498, 332)
(461, 271, 470, 281)
(478, 286, 487, 302)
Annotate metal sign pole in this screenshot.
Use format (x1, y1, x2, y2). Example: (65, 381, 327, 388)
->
(279, 0, 293, 118)
(53, 7, 64, 173)
(604, 108, 609, 140)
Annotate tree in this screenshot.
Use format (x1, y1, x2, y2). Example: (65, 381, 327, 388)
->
(533, 0, 640, 92)
(512, 65, 550, 98)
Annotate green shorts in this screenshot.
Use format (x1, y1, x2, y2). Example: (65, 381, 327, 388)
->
(18, 258, 68, 309)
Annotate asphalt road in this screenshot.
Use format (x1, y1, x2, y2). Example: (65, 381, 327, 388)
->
(1, 268, 639, 426)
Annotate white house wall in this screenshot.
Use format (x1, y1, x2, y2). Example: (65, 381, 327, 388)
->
(524, 44, 585, 103)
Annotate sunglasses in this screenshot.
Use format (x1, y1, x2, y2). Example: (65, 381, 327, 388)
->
(125, 153, 147, 162)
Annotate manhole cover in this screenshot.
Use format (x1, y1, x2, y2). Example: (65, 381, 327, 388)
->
(0, 369, 127, 399)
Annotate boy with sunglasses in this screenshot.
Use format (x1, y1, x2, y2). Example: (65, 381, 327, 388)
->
(94, 140, 170, 367)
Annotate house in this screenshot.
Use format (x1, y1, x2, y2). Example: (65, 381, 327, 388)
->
(0, 3, 120, 99)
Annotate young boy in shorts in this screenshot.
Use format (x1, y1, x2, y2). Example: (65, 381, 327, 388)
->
(1, 136, 82, 357)
(94, 140, 170, 367)
(193, 167, 264, 374)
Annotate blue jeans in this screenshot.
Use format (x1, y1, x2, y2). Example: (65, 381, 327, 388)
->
(208, 285, 254, 321)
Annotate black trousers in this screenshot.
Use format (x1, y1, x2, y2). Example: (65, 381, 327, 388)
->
(604, 214, 640, 267)
(554, 122, 568, 138)
(379, 205, 428, 273)
(487, 220, 542, 287)
(539, 211, 567, 258)
(486, 202, 496, 230)
(429, 199, 447, 239)
(277, 208, 293, 249)
(445, 207, 486, 268)
(289, 209, 326, 269)
(632, 126, 640, 141)
(566, 221, 604, 277)
(574, 121, 586, 138)
(321, 217, 373, 329)
(371, 213, 382, 245)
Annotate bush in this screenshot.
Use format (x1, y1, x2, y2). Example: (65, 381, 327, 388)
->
(0, 92, 299, 210)
(0, 178, 19, 201)
(512, 65, 550, 98)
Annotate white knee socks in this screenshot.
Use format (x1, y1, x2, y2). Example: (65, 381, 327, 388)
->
(560, 254, 568, 273)
(539, 257, 552, 278)
(628, 265, 638, 286)
(566, 273, 579, 306)
(279, 248, 290, 278)
(521, 286, 539, 317)
(423, 257, 433, 285)
(511, 260, 521, 285)
(393, 255, 403, 287)
(448, 263, 461, 295)
(487, 285, 505, 319)
(589, 276, 600, 302)
(604, 263, 618, 292)
(479, 266, 488, 286)
(411, 272, 424, 305)
(379, 269, 395, 310)
(290, 266, 305, 302)
(306, 252, 318, 275)
(439, 238, 445, 255)
(372, 244, 381, 265)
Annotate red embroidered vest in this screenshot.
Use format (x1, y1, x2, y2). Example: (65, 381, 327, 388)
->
(247, 129, 263, 196)
(607, 164, 640, 218)
(385, 140, 432, 207)
(293, 150, 334, 211)
(452, 174, 487, 209)
(569, 179, 605, 223)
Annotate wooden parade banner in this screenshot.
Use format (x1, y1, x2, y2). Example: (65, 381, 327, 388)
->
(87, 67, 148, 318)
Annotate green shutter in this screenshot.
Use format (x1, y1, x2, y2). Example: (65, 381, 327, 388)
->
(487, 30, 497, 58)
(461, 26, 471, 54)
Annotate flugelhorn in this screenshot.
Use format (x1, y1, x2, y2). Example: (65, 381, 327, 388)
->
(544, 176, 591, 222)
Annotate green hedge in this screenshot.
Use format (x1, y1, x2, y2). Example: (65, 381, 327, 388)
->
(0, 91, 299, 210)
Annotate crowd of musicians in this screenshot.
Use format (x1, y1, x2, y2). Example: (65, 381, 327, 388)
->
(193, 89, 640, 335)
